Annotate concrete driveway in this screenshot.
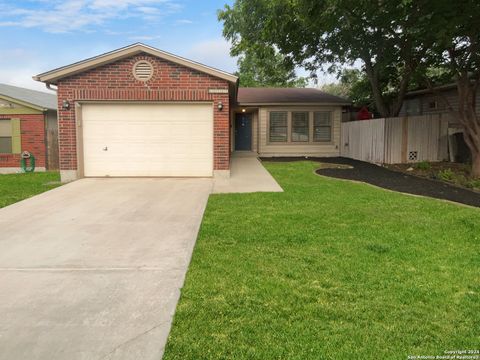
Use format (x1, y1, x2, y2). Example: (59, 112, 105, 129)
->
(0, 178, 212, 360)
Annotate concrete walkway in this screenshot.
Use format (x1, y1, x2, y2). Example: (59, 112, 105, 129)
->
(0, 178, 211, 360)
(213, 152, 283, 194)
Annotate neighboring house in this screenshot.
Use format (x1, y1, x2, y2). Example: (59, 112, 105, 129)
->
(33, 43, 349, 182)
(0, 84, 58, 173)
(399, 83, 480, 120)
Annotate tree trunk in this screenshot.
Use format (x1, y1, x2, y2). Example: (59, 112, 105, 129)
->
(363, 59, 391, 117)
(363, 58, 414, 118)
(391, 68, 413, 117)
(456, 75, 480, 178)
(472, 151, 480, 178)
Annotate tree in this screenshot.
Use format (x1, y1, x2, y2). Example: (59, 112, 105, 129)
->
(321, 69, 374, 110)
(218, 0, 434, 117)
(423, 0, 480, 177)
(235, 49, 307, 87)
(219, 0, 480, 177)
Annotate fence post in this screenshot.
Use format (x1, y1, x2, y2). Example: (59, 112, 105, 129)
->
(401, 117, 408, 163)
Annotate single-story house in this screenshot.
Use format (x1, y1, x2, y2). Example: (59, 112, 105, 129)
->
(399, 83, 480, 120)
(33, 43, 349, 182)
(0, 83, 58, 173)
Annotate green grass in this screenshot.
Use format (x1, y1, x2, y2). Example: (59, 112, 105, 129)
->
(0, 171, 61, 208)
(163, 161, 479, 360)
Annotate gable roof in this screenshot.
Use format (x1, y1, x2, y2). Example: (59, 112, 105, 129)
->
(33, 43, 238, 85)
(237, 87, 350, 105)
(0, 83, 57, 111)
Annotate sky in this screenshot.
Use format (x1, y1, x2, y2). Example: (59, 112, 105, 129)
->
(0, 0, 334, 92)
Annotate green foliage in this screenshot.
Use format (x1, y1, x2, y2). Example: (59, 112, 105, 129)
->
(466, 179, 480, 190)
(236, 49, 307, 88)
(422, 0, 480, 178)
(164, 161, 479, 359)
(414, 161, 432, 171)
(438, 169, 455, 182)
(410, 66, 454, 89)
(218, 0, 437, 117)
(321, 68, 374, 108)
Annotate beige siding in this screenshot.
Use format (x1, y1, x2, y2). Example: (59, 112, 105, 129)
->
(257, 106, 341, 157)
(0, 98, 43, 115)
(252, 111, 258, 152)
(399, 88, 480, 121)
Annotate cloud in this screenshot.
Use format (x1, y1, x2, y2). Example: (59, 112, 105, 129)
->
(0, 49, 49, 91)
(185, 38, 238, 73)
(0, 0, 181, 33)
(175, 19, 193, 25)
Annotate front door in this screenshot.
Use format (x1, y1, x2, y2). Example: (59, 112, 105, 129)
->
(235, 113, 252, 151)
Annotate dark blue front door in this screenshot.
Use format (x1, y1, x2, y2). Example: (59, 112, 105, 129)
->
(235, 113, 252, 150)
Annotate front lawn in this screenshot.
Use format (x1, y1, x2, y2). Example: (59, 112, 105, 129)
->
(0, 171, 61, 208)
(164, 161, 479, 360)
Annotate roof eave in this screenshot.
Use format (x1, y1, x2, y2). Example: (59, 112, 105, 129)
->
(33, 43, 238, 85)
(405, 83, 457, 97)
(0, 94, 51, 111)
(237, 102, 351, 106)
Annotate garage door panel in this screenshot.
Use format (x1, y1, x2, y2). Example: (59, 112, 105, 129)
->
(82, 103, 213, 177)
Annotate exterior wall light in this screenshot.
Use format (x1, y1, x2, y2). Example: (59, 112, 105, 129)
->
(62, 100, 70, 110)
(242, 108, 246, 113)
(217, 101, 223, 111)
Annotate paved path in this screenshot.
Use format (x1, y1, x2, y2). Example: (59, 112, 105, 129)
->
(0, 178, 211, 360)
(213, 153, 283, 194)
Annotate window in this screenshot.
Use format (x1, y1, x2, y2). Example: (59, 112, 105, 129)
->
(0, 119, 12, 153)
(314, 112, 332, 142)
(405, 98, 421, 115)
(428, 100, 438, 110)
(291, 112, 309, 142)
(269, 111, 288, 142)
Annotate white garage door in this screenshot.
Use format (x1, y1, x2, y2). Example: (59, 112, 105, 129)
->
(82, 103, 213, 177)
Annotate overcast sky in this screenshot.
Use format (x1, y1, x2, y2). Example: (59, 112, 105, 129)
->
(0, 0, 336, 92)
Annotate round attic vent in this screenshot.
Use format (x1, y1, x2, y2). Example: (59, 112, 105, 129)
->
(133, 60, 154, 81)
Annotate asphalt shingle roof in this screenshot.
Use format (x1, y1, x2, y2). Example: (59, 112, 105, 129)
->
(237, 87, 350, 105)
(0, 83, 57, 110)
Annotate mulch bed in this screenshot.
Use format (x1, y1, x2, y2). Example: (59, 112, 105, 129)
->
(261, 157, 480, 208)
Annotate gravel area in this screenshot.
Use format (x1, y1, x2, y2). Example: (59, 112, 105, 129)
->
(261, 157, 480, 207)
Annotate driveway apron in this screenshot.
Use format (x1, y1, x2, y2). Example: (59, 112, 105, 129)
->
(0, 178, 212, 360)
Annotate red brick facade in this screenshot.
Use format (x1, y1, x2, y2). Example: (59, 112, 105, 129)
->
(56, 53, 231, 173)
(0, 114, 46, 168)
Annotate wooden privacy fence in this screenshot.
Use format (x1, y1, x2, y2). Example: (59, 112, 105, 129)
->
(340, 114, 450, 164)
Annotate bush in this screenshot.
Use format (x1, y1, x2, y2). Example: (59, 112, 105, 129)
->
(466, 179, 480, 190)
(438, 169, 455, 181)
(414, 161, 431, 170)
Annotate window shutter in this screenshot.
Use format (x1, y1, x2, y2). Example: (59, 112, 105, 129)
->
(11, 118, 21, 154)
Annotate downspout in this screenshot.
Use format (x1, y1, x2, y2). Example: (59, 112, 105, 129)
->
(44, 83, 57, 171)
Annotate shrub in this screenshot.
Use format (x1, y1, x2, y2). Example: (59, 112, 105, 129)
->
(414, 161, 431, 170)
(438, 169, 455, 181)
(466, 179, 480, 190)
